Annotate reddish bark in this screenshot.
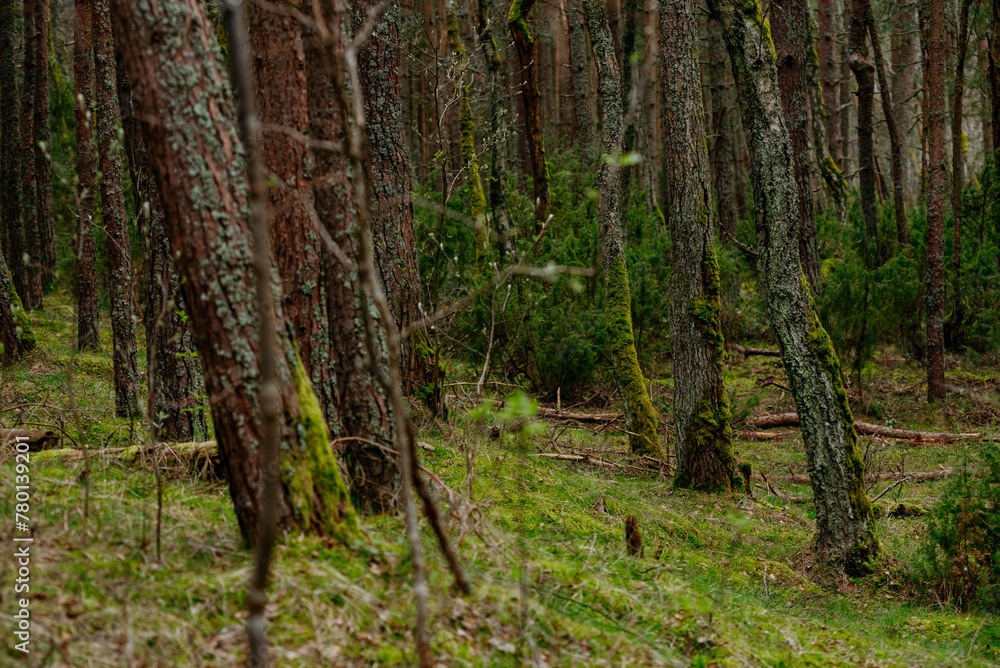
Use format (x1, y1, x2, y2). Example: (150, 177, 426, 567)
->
(74, 0, 100, 351)
(18, 0, 42, 309)
(925, 0, 947, 401)
(33, 0, 54, 283)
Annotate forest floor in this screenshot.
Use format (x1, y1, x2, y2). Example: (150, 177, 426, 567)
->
(2, 292, 999, 666)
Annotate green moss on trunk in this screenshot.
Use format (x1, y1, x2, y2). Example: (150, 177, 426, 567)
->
(606, 255, 663, 457)
(286, 355, 358, 543)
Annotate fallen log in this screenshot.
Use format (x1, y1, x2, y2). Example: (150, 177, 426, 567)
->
(0, 428, 60, 451)
(536, 407, 622, 423)
(754, 469, 956, 485)
(744, 413, 996, 442)
(735, 430, 785, 441)
(732, 345, 782, 357)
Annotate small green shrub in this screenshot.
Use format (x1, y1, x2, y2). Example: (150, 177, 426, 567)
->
(916, 445, 1000, 611)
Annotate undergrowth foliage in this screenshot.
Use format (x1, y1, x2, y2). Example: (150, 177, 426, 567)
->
(919, 445, 1000, 611)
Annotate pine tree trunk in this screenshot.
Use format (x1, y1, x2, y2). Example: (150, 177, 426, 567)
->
(94, 0, 139, 418)
(306, 0, 401, 512)
(771, 0, 821, 289)
(75, 0, 99, 352)
(868, 19, 908, 245)
(891, 3, 919, 204)
(448, 11, 488, 274)
(1, 0, 19, 270)
(567, 0, 595, 164)
(510, 0, 551, 231)
(247, 0, 337, 432)
(817, 0, 842, 166)
(18, 0, 42, 310)
(660, 0, 735, 490)
(478, 0, 516, 259)
(33, 0, 54, 285)
(354, 0, 433, 396)
(839, 41, 853, 178)
(113, 0, 359, 544)
(950, 0, 972, 341)
(583, 0, 663, 458)
(707, 23, 740, 244)
(925, 0, 946, 401)
(115, 48, 206, 441)
(848, 0, 883, 267)
(708, 0, 878, 575)
(990, 0, 1000, 162)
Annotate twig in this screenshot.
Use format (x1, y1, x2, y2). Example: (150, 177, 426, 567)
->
(871, 476, 911, 503)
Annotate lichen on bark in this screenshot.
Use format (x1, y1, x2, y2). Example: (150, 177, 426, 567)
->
(709, 0, 877, 575)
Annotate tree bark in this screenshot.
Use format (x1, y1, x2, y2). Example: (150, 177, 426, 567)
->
(115, 49, 206, 441)
(891, 3, 919, 203)
(708, 0, 878, 576)
(509, 0, 551, 231)
(817, 0, 842, 166)
(0, 0, 19, 272)
(33, 0, 54, 284)
(847, 0, 883, 267)
(660, 0, 736, 491)
(950, 0, 972, 341)
(924, 0, 946, 401)
(18, 0, 42, 310)
(247, 0, 337, 433)
(770, 0, 821, 289)
(448, 10, 488, 274)
(94, 0, 140, 418)
(478, 0, 516, 259)
(991, 0, 1000, 163)
(307, 0, 401, 512)
(354, 0, 433, 396)
(112, 0, 359, 545)
(567, 0, 595, 164)
(74, 0, 99, 351)
(707, 22, 740, 245)
(868, 19, 908, 245)
(583, 0, 663, 458)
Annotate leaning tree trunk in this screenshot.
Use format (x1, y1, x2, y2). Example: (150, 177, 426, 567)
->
(708, 0, 878, 576)
(509, 0, 551, 231)
(924, 0, 947, 401)
(771, 0, 821, 289)
(660, 0, 736, 490)
(18, 0, 42, 310)
(1, 0, 19, 269)
(353, 0, 434, 397)
(567, 0, 596, 165)
(478, 0, 516, 259)
(115, 49, 206, 441)
(94, 0, 140, 418)
(33, 0, 54, 284)
(112, 0, 358, 545)
(0, 250, 35, 363)
(847, 0, 883, 267)
(583, 0, 663, 458)
(74, 0, 99, 351)
(306, 0, 401, 512)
